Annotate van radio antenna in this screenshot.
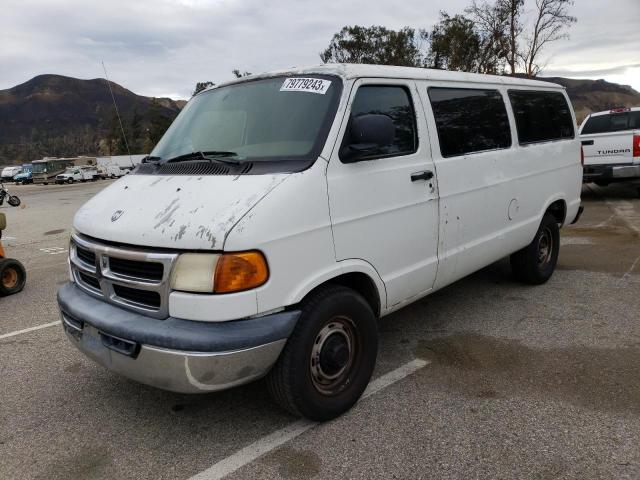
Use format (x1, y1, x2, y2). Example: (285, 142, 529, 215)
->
(101, 61, 134, 166)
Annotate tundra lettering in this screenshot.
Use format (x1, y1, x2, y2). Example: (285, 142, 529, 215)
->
(597, 149, 631, 155)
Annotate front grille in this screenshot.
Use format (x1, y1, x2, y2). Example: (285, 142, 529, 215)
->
(76, 245, 96, 266)
(109, 257, 163, 281)
(78, 272, 101, 291)
(69, 234, 177, 318)
(113, 284, 161, 309)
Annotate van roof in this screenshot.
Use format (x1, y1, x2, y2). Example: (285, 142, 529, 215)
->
(211, 63, 564, 91)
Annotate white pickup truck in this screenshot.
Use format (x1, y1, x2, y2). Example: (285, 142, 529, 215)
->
(55, 166, 99, 184)
(579, 107, 640, 186)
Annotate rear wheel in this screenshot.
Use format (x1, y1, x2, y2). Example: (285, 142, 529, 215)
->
(7, 195, 20, 207)
(0, 258, 26, 296)
(267, 285, 378, 421)
(511, 213, 560, 285)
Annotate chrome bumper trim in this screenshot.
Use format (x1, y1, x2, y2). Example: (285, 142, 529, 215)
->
(62, 317, 286, 393)
(611, 165, 640, 178)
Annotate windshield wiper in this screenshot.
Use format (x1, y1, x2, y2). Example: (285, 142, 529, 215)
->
(166, 151, 241, 166)
(142, 155, 163, 163)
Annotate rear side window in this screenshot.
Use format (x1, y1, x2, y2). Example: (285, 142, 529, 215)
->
(508, 90, 574, 143)
(582, 111, 640, 134)
(340, 85, 417, 161)
(428, 87, 511, 157)
(581, 114, 610, 134)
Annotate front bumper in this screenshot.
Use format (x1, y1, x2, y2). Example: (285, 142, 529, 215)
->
(583, 164, 640, 183)
(57, 282, 300, 393)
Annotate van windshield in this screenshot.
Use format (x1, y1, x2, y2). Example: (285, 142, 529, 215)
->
(32, 163, 48, 174)
(151, 75, 342, 164)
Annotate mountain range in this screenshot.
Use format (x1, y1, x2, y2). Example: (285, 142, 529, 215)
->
(1, 73, 639, 166)
(0, 74, 186, 165)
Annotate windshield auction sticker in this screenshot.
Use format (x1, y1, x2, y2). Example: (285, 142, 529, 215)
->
(280, 78, 332, 94)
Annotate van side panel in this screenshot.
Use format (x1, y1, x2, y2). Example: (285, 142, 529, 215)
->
(505, 88, 582, 245)
(421, 83, 581, 290)
(420, 82, 520, 289)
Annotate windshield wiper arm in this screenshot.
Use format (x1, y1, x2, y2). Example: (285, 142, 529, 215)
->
(166, 151, 241, 166)
(142, 155, 163, 163)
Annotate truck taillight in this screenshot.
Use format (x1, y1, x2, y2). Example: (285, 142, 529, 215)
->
(634, 135, 640, 158)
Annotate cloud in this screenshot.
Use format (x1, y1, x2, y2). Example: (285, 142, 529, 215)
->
(542, 63, 640, 78)
(1, 0, 639, 99)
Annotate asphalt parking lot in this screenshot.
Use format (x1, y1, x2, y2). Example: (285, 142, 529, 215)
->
(1, 180, 639, 480)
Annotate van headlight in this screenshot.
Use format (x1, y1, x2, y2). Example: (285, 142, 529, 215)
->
(170, 251, 269, 293)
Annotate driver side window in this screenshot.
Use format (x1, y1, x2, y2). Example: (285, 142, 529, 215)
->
(339, 85, 418, 162)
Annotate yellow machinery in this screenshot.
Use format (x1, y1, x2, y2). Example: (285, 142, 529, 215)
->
(0, 212, 26, 296)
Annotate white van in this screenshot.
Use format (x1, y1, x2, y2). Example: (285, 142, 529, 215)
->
(58, 65, 582, 420)
(1, 166, 23, 181)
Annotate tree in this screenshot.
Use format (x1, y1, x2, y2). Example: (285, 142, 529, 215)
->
(320, 25, 427, 67)
(148, 98, 174, 147)
(498, 0, 524, 75)
(465, 1, 511, 73)
(427, 13, 483, 72)
(232, 69, 252, 78)
(192, 81, 214, 96)
(106, 110, 128, 156)
(520, 0, 576, 76)
(129, 107, 142, 153)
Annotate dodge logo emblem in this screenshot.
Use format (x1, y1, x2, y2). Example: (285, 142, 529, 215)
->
(111, 210, 124, 222)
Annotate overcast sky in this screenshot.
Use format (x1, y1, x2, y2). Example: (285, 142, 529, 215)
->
(2, 0, 639, 99)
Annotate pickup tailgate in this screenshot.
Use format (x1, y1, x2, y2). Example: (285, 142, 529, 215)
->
(582, 130, 636, 166)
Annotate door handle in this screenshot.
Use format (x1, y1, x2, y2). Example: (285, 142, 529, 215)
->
(411, 170, 433, 182)
(581, 140, 594, 146)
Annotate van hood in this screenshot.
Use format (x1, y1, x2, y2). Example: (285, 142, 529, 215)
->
(74, 173, 288, 250)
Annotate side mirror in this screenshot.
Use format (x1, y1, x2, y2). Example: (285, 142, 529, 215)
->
(0, 213, 6, 232)
(343, 114, 395, 163)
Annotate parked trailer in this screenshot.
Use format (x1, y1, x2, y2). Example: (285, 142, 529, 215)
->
(32, 157, 97, 185)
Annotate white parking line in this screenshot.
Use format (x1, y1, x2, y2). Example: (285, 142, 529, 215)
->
(39, 247, 67, 255)
(189, 358, 429, 480)
(0, 320, 61, 340)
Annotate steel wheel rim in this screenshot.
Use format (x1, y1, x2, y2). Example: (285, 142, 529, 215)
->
(310, 316, 358, 396)
(2, 267, 18, 289)
(537, 227, 553, 267)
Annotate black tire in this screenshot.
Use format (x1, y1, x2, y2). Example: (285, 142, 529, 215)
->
(511, 212, 560, 285)
(67, 178, 74, 184)
(7, 195, 20, 207)
(267, 285, 378, 421)
(0, 258, 26, 296)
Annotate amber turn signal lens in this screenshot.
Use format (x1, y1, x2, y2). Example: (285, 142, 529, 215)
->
(214, 251, 269, 293)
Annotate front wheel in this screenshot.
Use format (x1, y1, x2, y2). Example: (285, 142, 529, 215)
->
(267, 285, 378, 421)
(0, 258, 27, 296)
(511, 213, 560, 285)
(7, 195, 20, 207)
